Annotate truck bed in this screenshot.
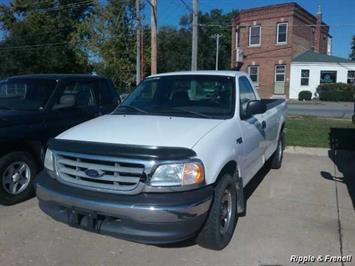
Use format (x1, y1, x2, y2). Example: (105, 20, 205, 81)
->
(261, 99, 286, 111)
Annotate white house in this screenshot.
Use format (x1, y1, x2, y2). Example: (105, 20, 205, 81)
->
(289, 50, 355, 99)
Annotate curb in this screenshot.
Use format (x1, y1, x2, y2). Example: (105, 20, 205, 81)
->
(285, 146, 329, 157)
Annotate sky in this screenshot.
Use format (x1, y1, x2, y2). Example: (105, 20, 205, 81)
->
(0, 0, 354, 58)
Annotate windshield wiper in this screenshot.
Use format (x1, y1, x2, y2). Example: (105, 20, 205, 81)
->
(162, 107, 212, 118)
(116, 105, 148, 114)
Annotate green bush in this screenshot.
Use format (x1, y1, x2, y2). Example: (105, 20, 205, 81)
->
(298, 90, 312, 101)
(316, 83, 355, 101)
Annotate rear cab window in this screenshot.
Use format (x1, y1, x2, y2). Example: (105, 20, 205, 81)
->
(239, 76, 257, 119)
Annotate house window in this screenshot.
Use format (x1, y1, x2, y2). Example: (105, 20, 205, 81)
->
(249, 25, 261, 46)
(277, 23, 288, 44)
(320, 71, 337, 83)
(235, 29, 240, 48)
(248, 65, 259, 85)
(301, 70, 310, 86)
(275, 65, 286, 82)
(347, 71, 355, 84)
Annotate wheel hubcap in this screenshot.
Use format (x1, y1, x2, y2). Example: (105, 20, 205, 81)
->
(219, 188, 232, 235)
(2, 162, 31, 195)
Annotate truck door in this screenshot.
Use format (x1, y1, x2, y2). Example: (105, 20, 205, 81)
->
(45, 78, 100, 138)
(237, 76, 265, 184)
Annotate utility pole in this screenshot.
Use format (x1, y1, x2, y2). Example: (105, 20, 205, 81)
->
(140, 30, 144, 80)
(212, 34, 223, 70)
(191, 0, 198, 70)
(150, 0, 157, 74)
(135, 0, 141, 84)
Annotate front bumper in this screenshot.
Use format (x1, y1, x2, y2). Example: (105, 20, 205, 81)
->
(35, 171, 213, 244)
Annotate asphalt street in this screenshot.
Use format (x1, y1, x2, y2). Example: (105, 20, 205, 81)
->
(288, 101, 354, 118)
(0, 152, 354, 266)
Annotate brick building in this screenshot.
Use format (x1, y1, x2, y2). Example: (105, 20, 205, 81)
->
(231, 2, 331, 98)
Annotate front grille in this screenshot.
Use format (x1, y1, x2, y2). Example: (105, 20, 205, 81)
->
(54, 152, 145, 193)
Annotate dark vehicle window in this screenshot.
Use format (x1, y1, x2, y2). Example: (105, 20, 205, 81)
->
(99, 80, 116, 105)
(53, 80, 96, 110)
(115, 75, 235, 119)
(239, 76, 256, 118)
(0, 79, 57, 111)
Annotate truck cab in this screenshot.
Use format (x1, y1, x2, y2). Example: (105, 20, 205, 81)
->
(0, 74, 119, 205)
(36, 71, 287, 250)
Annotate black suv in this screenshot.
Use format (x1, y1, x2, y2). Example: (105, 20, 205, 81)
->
(0, 74, 120, 205)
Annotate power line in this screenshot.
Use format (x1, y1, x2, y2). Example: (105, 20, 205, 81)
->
(0, 42, 69, 52)
(179, 0, 192, 12)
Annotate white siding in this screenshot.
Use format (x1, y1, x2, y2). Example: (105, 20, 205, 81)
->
(290, 62, 355, 99)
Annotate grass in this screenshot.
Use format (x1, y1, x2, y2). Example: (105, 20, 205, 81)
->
(287, 115, 355, 148)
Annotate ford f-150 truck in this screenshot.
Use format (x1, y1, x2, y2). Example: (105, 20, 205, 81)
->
(0, 74, 119, 205)
(36, 71, 287, 250)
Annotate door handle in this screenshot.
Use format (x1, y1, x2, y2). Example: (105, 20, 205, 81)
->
(261, 121, 266, 129)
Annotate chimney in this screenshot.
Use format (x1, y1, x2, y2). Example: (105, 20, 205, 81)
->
(314, 5, 322, 53)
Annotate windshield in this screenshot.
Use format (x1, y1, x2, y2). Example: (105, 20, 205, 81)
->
(115, 75, 235, 119)
(0, 78, 57, 111)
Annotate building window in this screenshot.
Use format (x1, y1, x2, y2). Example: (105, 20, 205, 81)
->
(348, 71, 355, 84)
(301, 70, 310, 86)
(235, 29, 240, 48)
(320, 71, 337, 83)
(248, 65, 259, 85)
(275, 65, 286, 82)
(249, 25, 261, 46)
(277, 23, 288, 44)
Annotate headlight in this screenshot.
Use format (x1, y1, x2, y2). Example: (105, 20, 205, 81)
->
(150, 162, 204, 187)
(44, 149, 54, 171)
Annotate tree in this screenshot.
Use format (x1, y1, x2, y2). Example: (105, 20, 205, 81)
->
(157, 26, 191, 73)
(157, 9, 238, 73)
(0, 0, 94, 78)
(350, 35, 355, 61)
(74, 0, 137, 92)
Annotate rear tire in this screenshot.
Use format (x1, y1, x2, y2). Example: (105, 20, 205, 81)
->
(0, 152, 38, 205)
(196, 173, 237, 250)
(271, 131, 285, 169)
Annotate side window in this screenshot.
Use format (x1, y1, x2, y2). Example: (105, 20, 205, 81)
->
(239, 76, 256, 118)
(99, 80, 117, 105)
(53, 80, 96, 110)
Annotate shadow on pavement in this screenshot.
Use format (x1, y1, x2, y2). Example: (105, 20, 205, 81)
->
(321, 128, 355, 210)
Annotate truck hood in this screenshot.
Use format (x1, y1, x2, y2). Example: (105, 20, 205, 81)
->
(57, 114, 224, 148)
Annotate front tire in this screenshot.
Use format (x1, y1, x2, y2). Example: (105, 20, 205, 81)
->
(196, 173, 238, 250)
(0, 152, 38, 205)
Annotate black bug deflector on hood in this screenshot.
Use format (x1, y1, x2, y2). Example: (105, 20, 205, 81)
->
(48, 138, 197, 160)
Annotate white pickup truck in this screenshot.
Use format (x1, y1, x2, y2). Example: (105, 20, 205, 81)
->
(36, 71, 287, 250)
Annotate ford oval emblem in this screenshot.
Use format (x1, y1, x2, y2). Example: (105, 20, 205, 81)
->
(85, 169, 104, 178)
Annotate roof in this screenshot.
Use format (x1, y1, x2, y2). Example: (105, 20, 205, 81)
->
(7, 74, 105, 80)
(292, 50, 354, 63)
(148, 70, 245, 78)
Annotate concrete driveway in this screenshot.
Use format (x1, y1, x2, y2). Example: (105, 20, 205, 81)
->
(0, 153, 354, 266)
(288, 101, 354, 118)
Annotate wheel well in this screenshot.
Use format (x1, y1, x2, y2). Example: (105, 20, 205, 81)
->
(215, 161, 238, 185)
(281, 123, 285, 132)
(0, 141, 42, 167)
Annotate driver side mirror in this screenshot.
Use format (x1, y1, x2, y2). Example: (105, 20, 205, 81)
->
(246, 100, 267, 117)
